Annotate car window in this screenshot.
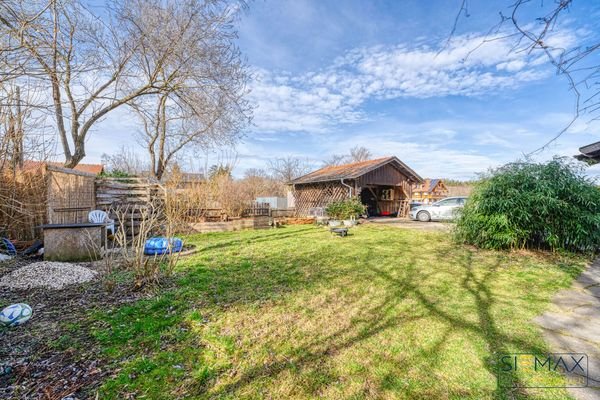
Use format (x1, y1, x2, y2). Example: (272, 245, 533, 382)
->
(436, 198, 460, 206)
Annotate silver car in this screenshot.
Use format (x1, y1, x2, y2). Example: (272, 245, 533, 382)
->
(409, 196, 468, 222)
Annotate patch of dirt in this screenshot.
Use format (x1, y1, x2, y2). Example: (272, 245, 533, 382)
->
(0, 257, 146, 399)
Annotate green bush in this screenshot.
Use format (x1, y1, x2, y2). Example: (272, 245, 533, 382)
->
(325, 198, 366, 220)
(455, 158, 600, 253)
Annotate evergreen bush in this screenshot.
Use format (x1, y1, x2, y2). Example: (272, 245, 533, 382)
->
(455, 158, 600, 253)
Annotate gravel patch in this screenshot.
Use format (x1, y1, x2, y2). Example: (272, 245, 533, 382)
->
(0, 261, 97, 290)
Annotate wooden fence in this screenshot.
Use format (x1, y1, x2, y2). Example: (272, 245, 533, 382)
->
(95, 177, 164, 236)
(270, 208, 296, 218)
(243, 202, 270, 217)
(2, 168, 293, 241)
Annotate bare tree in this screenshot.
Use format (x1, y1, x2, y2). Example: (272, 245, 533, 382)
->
(0, 0, 210, 167)
(348, 146, 372, 162)
(244, 168, 269, 179)
(127, 0, 250, 180)
(322, 153, 347, 167)
(268, 156, 311, 183)
(322, 146, 373, 167)
(0, 82, 51, 171)
(101, 145, 145, 175)
(448, 1, 600, 152)
(0, 85, 24, 170)
(241, 168, 284, 198)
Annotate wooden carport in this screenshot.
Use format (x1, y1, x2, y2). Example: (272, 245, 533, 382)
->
(289, 156, 423, 217)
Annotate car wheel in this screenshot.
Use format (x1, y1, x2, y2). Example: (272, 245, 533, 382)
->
(417, 211, 430, 222)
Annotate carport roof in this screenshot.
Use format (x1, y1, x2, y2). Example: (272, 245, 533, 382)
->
(290, 156, 422, 185)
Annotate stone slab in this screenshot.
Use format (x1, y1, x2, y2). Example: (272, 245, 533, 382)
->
(536, 259, 600, 400)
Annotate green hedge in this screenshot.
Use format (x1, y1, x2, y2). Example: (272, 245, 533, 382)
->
(455, 158, 600, 252)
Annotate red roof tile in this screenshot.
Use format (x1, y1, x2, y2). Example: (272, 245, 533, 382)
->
(22, 160, 104, 175)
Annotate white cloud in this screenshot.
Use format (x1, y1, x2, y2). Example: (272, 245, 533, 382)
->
(474, 132, 519, 148)
(250, 29, 577, 133)
(234, 114, 600, 180)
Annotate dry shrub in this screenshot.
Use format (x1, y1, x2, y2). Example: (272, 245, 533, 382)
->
(176, 175, 259, 222)
(105, 174, 189, 288)
(106, 198, 185, 288)
(209, 174, 247, 218)
(237, 174, 284, 200)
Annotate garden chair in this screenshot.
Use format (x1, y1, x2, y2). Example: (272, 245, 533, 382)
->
(88, 210, 115, 235)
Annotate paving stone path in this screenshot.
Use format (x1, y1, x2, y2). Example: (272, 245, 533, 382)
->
(534, 258, 600, 400)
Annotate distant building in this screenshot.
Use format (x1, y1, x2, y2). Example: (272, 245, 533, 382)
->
(411, 179, 449, 204)
(22, 160, 104, 175)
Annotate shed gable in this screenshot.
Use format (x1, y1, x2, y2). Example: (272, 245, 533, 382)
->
(356, 163, 409, 187)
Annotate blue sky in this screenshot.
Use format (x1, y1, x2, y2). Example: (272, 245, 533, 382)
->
(89, 0, 600, 179)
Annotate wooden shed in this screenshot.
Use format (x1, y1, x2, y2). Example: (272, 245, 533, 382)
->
(290, 156, 423, 217)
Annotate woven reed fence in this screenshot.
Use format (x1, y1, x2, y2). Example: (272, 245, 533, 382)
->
(0, 165, 97, 241)
(47, 166, 96, 224)
(0, 170, 46, 241)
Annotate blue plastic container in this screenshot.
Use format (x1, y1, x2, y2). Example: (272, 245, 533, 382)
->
(144, 237, 183, 255)
(1, 238, 17, 256)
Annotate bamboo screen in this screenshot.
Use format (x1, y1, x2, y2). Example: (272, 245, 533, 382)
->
(0, 169, 47, 241)
(46, 166, 96, 224)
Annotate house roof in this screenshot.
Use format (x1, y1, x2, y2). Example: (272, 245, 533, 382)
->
(575, 141, 600, 164)
(22, 160, 104, 175)
(428, 178, 440, 192)
(290, 156, 422, 185)
(413, 178, 447, 193)
(580, 141, 600, 155)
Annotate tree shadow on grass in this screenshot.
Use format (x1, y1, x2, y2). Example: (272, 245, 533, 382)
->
(97, 228, 567, 399)
(199, 249, 558, 399)
(201, 269, 425, 398)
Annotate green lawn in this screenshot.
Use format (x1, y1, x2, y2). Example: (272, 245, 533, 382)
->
(91, 225, 587, 399)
